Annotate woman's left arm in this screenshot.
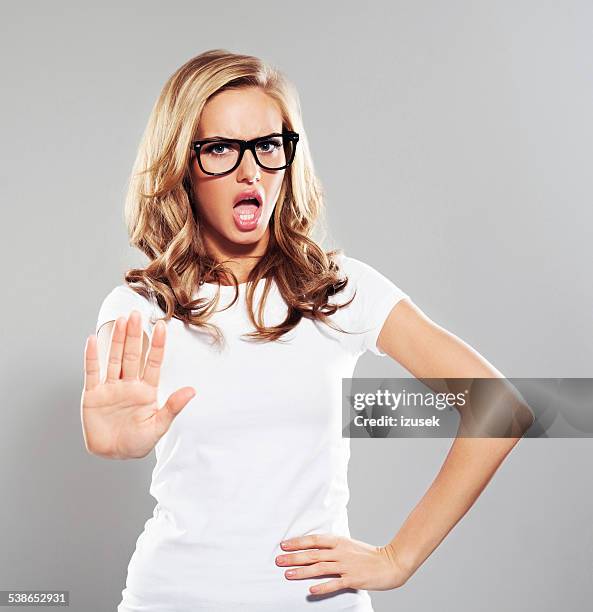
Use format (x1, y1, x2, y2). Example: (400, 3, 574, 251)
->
(373, 298, 533, 580)
(277, 298, 534, 595)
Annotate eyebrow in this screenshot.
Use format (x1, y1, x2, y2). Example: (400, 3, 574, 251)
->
(198, 132, 282, 142)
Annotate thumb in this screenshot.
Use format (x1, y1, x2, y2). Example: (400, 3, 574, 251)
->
(154, 387, 196, 439)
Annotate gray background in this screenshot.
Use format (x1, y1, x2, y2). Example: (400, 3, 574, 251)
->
(1, 1, 591, 610)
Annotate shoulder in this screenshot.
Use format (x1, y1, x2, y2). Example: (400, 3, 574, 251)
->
(330, 251, 410, 356)
(100, 283, 154, 308)
(96, 283, 158, 337)
(336, 253, 377, 278)
(334, 252, 405, 293)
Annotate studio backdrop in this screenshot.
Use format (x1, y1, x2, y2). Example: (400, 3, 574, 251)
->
(1, 2, 591, 611)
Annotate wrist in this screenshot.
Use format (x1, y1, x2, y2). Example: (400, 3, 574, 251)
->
(379, 542, 415, 586)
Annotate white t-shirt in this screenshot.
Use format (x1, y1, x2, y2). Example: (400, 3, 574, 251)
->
(95, 253, 409, 612)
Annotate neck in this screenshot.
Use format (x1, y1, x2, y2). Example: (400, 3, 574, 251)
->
(203, 226, 270, 285)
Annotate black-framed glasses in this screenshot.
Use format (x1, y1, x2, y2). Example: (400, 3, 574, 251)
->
(190, 131, 299, 176)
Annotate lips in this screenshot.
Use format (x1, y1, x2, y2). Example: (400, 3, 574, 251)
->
(233, 189, 264, 207)
(232, 199, 263, 231)
(231, 189, 264, 232)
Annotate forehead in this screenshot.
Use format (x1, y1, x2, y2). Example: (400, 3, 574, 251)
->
(197, 87, 283, 139)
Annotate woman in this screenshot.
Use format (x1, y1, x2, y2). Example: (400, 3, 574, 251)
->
(81, 49, 531, 611)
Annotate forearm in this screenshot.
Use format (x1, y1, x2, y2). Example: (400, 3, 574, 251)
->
(386, 435, 522, 580)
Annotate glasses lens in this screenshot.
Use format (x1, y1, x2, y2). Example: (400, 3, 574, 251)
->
(199, 141, 241, 174)
(198, 135, 295, 174)
(254, 135, 293, 169)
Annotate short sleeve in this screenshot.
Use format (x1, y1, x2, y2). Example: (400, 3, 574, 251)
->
(95, 284, 158, 340)
(337, 254, 410, 356)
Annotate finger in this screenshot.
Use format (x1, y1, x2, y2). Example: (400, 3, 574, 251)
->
(276, 549, 336, 567)
(153, 387, 196, 439)
(84, 335, 100, 391)
(105, 317, 127, 383)
(142, 320, 166, 388)
(310, 577, 350, 596)
(284, 561, 341, 580)
(121, 311, 143, 380)
(281, 534, 339, 551)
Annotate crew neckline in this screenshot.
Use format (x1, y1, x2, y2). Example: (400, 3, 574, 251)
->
(199, 277, 268, 292)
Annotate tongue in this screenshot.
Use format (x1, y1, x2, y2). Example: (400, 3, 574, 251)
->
(234, 202, 259, 215)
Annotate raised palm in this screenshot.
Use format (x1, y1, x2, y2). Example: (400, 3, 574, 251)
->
(80, 311, 195, 459)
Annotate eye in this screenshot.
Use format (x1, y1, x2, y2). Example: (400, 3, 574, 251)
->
(203, 142, 232, 155)
(255, 138, 283, 153)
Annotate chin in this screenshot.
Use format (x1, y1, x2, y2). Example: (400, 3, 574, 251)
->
(224, 223, 268, 243)
(227, 234, 260, 245)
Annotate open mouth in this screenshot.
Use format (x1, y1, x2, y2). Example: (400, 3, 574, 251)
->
(232, 198, 262, 229)
(233, 197, 261, 218)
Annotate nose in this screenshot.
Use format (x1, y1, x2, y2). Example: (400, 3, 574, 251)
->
(236, 148, 261, 183)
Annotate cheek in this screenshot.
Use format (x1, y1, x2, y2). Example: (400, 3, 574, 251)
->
(194, 180, 232, 215)
(265, 173, 286, 204)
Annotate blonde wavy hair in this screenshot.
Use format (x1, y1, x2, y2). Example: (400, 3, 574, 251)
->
(124, 48, 356, 348)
